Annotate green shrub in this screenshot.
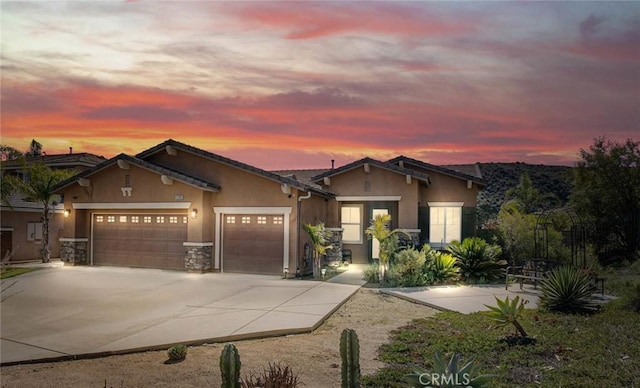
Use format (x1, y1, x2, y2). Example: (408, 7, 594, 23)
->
(388, 247, 427, 287)
(619, 280, 640, 312)
(241, 362, 301, 388)
(364, 263, 380, 284)
(424, 245, 459, 284)
(166, 344, 187, 361)
(538, 266, 599, 314)
(447, 238, 506, 284)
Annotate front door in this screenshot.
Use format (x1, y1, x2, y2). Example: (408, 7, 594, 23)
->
(367, 202, 397, 262)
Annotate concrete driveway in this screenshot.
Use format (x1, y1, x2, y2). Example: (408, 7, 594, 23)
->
(0, 264, 365, 365)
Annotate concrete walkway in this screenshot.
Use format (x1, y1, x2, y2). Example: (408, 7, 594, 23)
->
(0, 264, 366, 365)
(381, 284, 541, 314)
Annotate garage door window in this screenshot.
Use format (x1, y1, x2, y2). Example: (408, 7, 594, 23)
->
(144, 216, 152, 223)
(226, 216, 236, 224)
(273, 216, 283, 225)
(242, 216, 251, 224)
(96, 216, 104, 223)
(257, 216, 267, 224)
(107, 216, 115, 223)
(169, 216, 178, 223)
(119, 216, 127, 223)
(131, 216, 139, 223)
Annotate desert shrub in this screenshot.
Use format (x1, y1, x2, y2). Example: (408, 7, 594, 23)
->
(364, 263, 380, 284)
(423, 245, 459, 284)
(166, 344, 187, 361)
(388, 247, 427, 287)
(241, 362, 301, 388)
(538, 266, 599, 314)
(447, 238, 506, 284)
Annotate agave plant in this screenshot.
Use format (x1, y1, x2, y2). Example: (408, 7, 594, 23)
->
(484, 296, 528, 337)
(447, 238, 506, 284)
(405, 351, 494, 387)
(538, 266, 599, 313)
(424, 245, 459, 284)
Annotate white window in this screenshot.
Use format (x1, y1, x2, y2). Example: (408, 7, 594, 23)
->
(156, 216, 165, 224)
(183, 216, 188, 224)
(341, 205, 363, 244)
(429, 203, 462, 249)
(242, 216, 251, 224)
(96, 215, 104, 223)
(131, 216, 139, 223)
(273, 216, 283, 225)
(143, 216, 152, 223)
(27, 222, 43, 241)
(119, 216, 127, 223)
(169, 216, 178, 224)
(226, 216, 236, 224)
(257, 216, 267, 224)
(107, 216, 116, 223)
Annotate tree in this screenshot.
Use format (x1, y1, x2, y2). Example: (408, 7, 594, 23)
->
(571, 137, 640, 263)
(365, 214, 407, 282)
(0, 145, 23, 161)
(302, 222, 333, 279)
(1, 146, 24, 207)
(505, 172, 558, 213)
(25, 139, 43, 157)
(8, 163, 75, 262)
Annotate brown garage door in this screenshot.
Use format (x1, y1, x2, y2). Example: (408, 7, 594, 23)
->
(222, 214, 284, 274)
(93, 214, 187, 270)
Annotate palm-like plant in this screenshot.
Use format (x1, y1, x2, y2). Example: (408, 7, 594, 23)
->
(447, 237, 506, 284)
(538, 266, 599, 313)
(424, 244, 459, 284)
(365, 214, 407, 282)
(302, 222, 333, 279)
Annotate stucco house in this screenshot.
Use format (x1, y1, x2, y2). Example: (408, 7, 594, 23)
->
(52, 139, 485, 275)
(1, 151, 106, 262)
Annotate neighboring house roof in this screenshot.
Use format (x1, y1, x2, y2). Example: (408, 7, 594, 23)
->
(53, 154, 221, 193)
(310, 157, 431, 184)
(388, 156, 486, 187)
(1, 193, 64, 213)
(136, 139, 334, 198)
(2, 153, 107, 171)
(444, 164, 484, 180)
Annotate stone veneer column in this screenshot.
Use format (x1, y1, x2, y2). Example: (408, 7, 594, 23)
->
(325, 228, 344, 265)
(59, 238, 88, 266)
(397, 229, 421, 248)
(183, 242, 213, 273)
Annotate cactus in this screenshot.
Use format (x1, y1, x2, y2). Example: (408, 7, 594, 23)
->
(219, 343, 241, 388)
(166, 344, 188, 361)
(340, 328, 361, 388)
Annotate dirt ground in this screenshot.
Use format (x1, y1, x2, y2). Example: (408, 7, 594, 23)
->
(0, 288, 436, 388)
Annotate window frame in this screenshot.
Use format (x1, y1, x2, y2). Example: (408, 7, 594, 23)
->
(428, 202, 463, 249)
(341, 204, 364, 244)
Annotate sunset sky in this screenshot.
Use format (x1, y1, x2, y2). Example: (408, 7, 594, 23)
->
(1, 1, 639, 169)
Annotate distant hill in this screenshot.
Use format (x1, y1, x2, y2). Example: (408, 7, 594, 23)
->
(474, 163, 574, 214)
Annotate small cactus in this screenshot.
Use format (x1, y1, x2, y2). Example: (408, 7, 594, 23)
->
(220, 343, 241, 388)
(166, 344, 187, 361)
(340, 328, 361, 388)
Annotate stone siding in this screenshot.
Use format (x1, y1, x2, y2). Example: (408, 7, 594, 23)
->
(325, 228, 344, 266)
(184, 243, 213, 273)
(59, 239, 88, 265)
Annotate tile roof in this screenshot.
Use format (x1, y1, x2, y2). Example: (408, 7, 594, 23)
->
(388, 156, 486, 187)
(310, 157, 431, 184)
(137, 139, 334, 198)
(52, 154, 221, 193)
(2, 153, 106, 170)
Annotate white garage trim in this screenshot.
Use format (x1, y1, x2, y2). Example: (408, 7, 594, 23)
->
(213, 207, 291, 272)
(74, 202, 191, 210)
(336, 196, 401, 202)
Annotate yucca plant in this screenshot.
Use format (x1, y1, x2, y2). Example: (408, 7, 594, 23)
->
(302, 222, 333, 279)
(447, 237, 506, 284)
(424, 245, 459, 284)
(484, 296, 528, 337)
(538, 266, 599, 314)
(405, 351, 494, 387)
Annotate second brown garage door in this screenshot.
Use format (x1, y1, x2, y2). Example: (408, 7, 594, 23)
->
(222, 214, 284, 274)
(93, 214, 187, 270)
